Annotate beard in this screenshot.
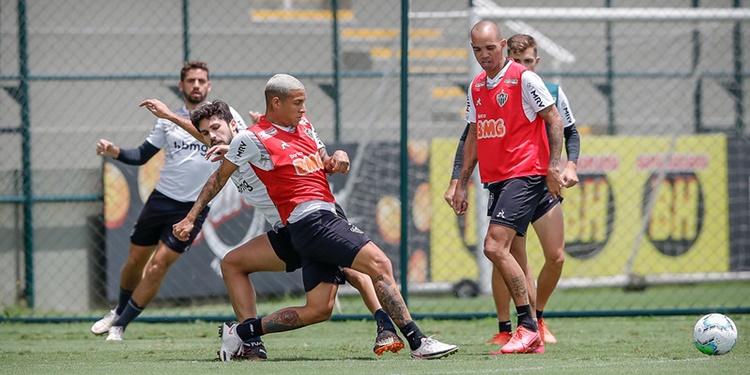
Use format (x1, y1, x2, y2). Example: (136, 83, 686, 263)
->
(185, 91, 206, 106)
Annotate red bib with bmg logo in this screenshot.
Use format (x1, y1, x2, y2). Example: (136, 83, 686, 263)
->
(249, 116, 335, 224)
(471, 61, 549, 184)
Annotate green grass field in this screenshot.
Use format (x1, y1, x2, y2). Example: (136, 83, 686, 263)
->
(1, 315, 747, 375)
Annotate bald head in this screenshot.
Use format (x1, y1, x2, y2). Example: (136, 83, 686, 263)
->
(470, 20, 502, 42)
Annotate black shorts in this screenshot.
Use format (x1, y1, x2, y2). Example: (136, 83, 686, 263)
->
(531, 192, 563, 223)
(267, 226, 301, 272)
(130, 189, 209, 253)
(486, 175, 546, 236)
(287, 209, 371, 269)
(267, 214, 347, 292)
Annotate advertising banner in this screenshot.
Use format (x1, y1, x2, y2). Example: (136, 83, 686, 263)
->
(429, 135, 729, 282)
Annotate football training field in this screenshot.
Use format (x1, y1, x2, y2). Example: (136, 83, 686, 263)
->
(1, 315, 747, 375)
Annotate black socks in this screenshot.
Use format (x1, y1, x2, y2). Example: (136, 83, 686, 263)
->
(516, 304, 537, 331)
(498, 320, 512, 333)
(374, 309, 395, 333)
(115, 288, 133, 316)
(399, 321, 427, 351)
(236, 318, 264, 341)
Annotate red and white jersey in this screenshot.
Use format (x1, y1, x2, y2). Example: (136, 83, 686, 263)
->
(465, 60, 555, 183)
(223, 133, 282, 229)
(244, 115, 335, 225)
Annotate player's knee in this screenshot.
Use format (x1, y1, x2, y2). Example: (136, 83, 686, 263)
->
(357, 246, 393, 275)
(545, 249, 565, 268)
(483, 246, 506, 262)
(483, 236, 510, 256)
(307, 304, 333, 323)
(220, 255, 234, 274)
(370, 252, 393, 275)
(143, 260, 170, 279)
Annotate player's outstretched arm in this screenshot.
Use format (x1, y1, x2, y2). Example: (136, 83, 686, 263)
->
(139, 98, 208, 146)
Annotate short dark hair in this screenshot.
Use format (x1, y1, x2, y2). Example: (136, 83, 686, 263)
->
(180, 60, 209, 82)
(190, 99, 233, 130)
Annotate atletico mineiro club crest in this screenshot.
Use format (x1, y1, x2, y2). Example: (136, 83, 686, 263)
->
(496, 90, 508, 107)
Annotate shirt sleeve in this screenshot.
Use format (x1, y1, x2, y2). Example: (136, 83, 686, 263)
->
(225, 130, 262, 168)
(309, 123, 326, 151)
(451, 123, 470, 180)
(144, 119, 167, 149)
(463, 84, 476, 124)
(556, 86, 576, 128)
(115, 141, 160, 165)
(521, 71, 555, 114)
(564, 124, 581, 164)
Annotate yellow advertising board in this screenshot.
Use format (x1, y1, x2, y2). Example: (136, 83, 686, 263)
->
(430, 135, 729, 282)
(430, 138, 479, 282)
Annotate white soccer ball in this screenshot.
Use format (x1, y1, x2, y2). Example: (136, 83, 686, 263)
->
(693, 313, 738, 355)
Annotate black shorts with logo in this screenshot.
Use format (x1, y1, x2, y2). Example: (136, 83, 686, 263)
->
(531, 192, 563, 223)
(287, 209, 371, 270)
(130, 189, 209, 253)
(267, 205, 351, 292)
(486, 175, 547, 236)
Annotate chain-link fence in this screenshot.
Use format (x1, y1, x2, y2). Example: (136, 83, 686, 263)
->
(1, 0, 749, 321)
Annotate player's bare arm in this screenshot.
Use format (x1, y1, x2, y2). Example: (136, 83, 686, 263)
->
(539, 105, 564, 198)
(140, 98, 209, 147)
(172, 160, 237, 241)
(452, 123, 478, 216)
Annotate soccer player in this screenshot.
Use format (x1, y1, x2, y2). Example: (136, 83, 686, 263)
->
(173, 74, 458, 360)
(140, 98, 405, 360)
(92, 61, 247, 341)
(444, 33, 581, 347)
(451, 21, 564, 354)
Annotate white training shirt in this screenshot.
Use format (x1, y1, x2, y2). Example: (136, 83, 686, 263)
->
(465, 62, 555, 124)
(556, 86, 576, 128)
(146, 105, 247, 202)
(225, 122, 335, 225)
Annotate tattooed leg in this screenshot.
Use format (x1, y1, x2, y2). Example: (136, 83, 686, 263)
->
(262, 308, 304, 334)
(351, 243, 413, 327)
(372, 274, 411, 327)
